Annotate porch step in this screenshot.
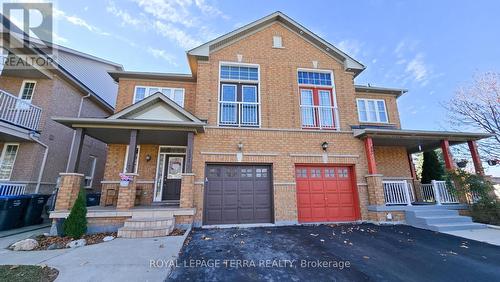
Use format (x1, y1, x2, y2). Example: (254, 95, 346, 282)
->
(405, 209, 487, 232)
(118, 217, 175, 238)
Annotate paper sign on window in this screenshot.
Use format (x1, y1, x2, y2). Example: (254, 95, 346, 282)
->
(167, 157, 183, 179)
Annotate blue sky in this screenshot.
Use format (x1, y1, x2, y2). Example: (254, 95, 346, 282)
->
(2, 0, 499, 174)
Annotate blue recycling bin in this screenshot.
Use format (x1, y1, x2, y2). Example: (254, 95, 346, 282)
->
(0, 195, 30, 231)
(23, 194, 50, 226)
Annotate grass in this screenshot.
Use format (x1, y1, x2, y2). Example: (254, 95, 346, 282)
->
(0, 265, 58, 282)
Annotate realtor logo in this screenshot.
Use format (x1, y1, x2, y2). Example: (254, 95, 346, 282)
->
(2, 2, 53, 53)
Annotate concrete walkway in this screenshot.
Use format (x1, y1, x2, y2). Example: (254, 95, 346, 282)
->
(444, 227, 500, 246)
(0, 227, 189, 282)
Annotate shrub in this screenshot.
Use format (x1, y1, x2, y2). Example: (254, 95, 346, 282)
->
(421, 150, 445, 184)
(471, 199, 500, 225)
(63, 188, 87, 238)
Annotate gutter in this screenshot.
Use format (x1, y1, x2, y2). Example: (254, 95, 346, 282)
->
(29, 132, 48, 194)
(65, 93, 91, 172)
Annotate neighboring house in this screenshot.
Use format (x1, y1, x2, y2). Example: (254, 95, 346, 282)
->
(0, 17, 122, 195)
(52, 12, 491, 236)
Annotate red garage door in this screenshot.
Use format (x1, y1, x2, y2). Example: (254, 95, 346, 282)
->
(296, 165, 360, 223)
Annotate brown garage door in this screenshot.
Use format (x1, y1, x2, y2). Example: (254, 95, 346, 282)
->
(204, 164, 273, 225)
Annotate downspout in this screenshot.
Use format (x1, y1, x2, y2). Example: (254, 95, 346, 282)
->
(65, 93, 91, 172)
(30, 132, 48, 194)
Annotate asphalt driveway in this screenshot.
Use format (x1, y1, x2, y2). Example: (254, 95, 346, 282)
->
(168, 224, 500, 281)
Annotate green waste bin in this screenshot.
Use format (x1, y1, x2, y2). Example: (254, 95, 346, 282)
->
(23, 194, 50, 226)
(0, 195, 30, 231)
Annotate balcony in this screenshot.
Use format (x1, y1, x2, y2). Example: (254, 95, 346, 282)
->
(219, 101, 259, 127)
(0, 89, 42, 131)
(300, 105, 339, 130)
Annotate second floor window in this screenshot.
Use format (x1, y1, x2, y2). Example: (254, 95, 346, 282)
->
(298, 70, 338, 129)
(134, 86, 185, 107)
(17, 80, 36, 109)
(356, 98, 388, 123)
(219, 64, 260, 127)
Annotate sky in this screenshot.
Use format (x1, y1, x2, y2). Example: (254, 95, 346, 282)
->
(2, 0, 499, 175)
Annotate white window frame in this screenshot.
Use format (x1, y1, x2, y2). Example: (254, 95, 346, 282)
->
(84, 156, 97, 188)
(0, 143, 19, 181)
(123, 145, 140, 173)
(217, 61, 261, 127)
(297, 68, 340, 130)
(356, 98, 389, 123)
(18, 80, 37, 102)
(273, 36, 283, 48)
(133, 86, 185, 107)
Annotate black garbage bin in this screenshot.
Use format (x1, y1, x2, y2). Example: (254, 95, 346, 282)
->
(0, 195, 30, 231)
(86, 193, 101, 207)
(23, 194, 50, 226)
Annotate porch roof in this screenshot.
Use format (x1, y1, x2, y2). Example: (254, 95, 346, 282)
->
(354, 128, 493, 153)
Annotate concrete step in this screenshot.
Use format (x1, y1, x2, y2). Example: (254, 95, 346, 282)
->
(123, 217, 174, 229)
(428, 223, 488, 232)
(417, 215, 473, 225)
(118, 217, 175, 238)
(407, 209, 459, 217)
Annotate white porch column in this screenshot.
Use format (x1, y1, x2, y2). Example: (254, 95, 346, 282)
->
(431, 180, 442, 205)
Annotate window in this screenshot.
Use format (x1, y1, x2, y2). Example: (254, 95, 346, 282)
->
(84, 156, 97, 188)
(356, 99, 388, 123)
(311, 169, 321, 178)
(298, 70, 337, 129)
(219, 64, 260, 127)
(0, 143, 19, 180)
(123, 145, 140, 173)
(296, 168, 307, 178)
(325, 168, 335, 178)
(273, 36, 283, 48)
(134, 86, 185, 107)
(19, 81, 36, 101)
(298, 71, 332, 86)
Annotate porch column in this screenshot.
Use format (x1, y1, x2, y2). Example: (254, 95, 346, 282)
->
(364, 137, 377, 174)
(126, 129, 138, 173)
(185, 132, 194, 173)
(116, 173, 138, 210)
(408, 152, 417, 179)
(467, 140, 484, 175)
(440, 140, 455, 170)
(54, 173, 84, 210)
(66, 128, 85, 173)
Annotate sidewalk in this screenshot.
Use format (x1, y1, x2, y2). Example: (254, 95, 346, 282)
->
(0, 227, 189, 282)
(444, 227, 500, 246)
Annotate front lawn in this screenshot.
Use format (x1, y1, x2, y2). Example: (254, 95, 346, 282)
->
(0, 265, 58, 282)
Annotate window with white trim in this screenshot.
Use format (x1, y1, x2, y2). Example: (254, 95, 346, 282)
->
(123, 145, 140, 173)
(356, 98, 388, 123)
(17, 81, 36, 109)
(0, 143, 19, 180)
(134, 86, 185, 107)
(298, 70, 338, 129)
(219, 64, 260, 127)
(84, 156, 97, 188)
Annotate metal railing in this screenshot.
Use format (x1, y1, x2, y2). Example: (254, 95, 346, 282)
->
(300, 105, 339, 130)
(0, 89, 42, 131)
(416, 180, 459, 204)
(383, 180, 414, 205)
(0, 183, 26, 196)
(219, 101, 259, 126)
(420, 183, 435, 202)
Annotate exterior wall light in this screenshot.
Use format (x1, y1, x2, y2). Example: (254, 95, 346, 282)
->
(145, 154, 151, 162)
(237, 142, 243, 151)
(321, 142, 329, 151)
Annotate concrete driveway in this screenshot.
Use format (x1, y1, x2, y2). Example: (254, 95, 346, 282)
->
(168, 224, 500, 281)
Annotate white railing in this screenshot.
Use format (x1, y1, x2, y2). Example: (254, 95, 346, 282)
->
(383, 180, 413, 205)
(0, 89, 42, 131)
(219, 101, 259, 126)
(0, 183, 27, 196)
(300, 105, 339, 130)
(432, 180, 459, 204)
(420, 183, 435, 202)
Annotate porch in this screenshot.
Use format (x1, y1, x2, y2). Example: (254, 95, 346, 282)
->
(354, 128, 492, 213)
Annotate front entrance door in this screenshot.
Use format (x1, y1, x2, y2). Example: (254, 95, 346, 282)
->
(162, 155, 183, 201)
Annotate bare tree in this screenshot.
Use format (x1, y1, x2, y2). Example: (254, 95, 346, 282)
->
(444, 72, 500, 161)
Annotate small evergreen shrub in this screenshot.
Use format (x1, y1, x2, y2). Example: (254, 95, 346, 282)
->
(471, 199, 500, 225)
(420, 150, 445, 183)
(63, 188, 87, 238)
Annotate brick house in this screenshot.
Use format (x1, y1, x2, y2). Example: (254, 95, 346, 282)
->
(0, 17, 122, 195)
(52, 12, 491, 236)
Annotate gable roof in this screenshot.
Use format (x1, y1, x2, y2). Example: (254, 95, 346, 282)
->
(108, 92, 203, 123)
(355, 85, 408, 98)
(187, 11, 365, 77)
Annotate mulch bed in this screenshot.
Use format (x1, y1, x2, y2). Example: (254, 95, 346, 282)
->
(168, 228, 186, 236)
(34, 232, 117, 250)
(0, 265, 58, 282)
